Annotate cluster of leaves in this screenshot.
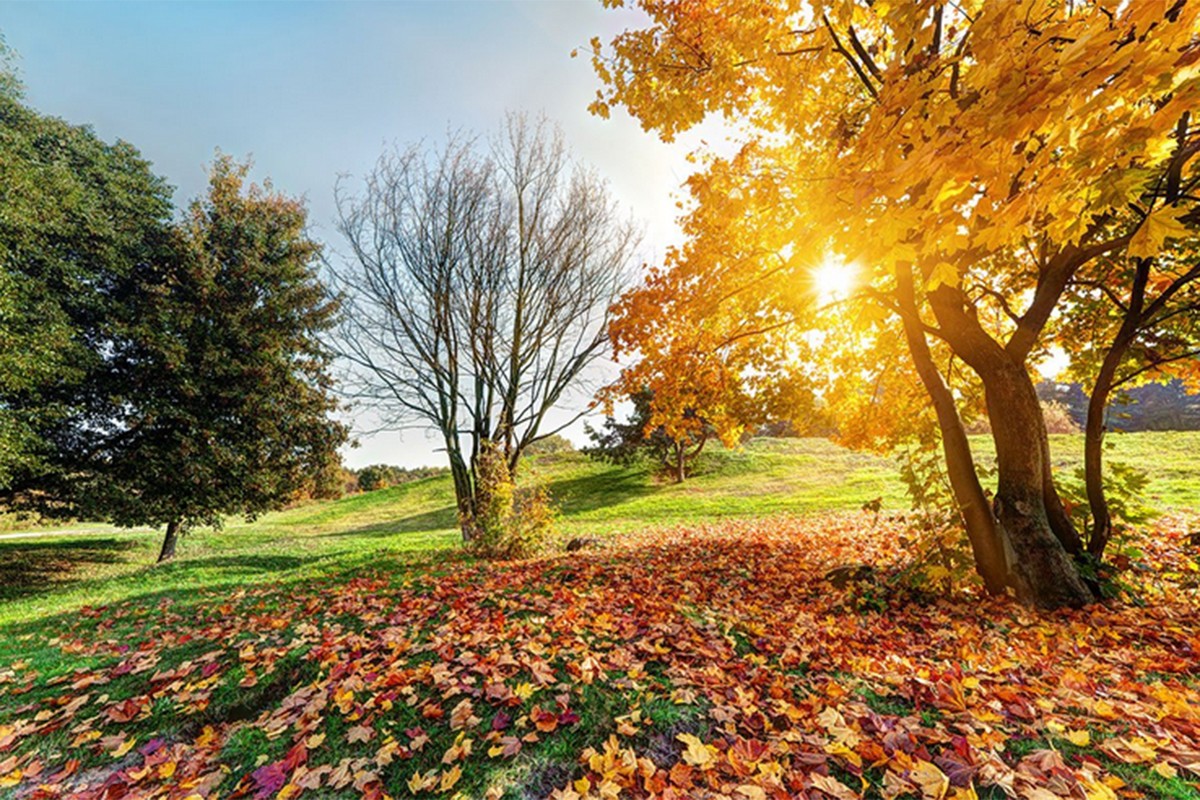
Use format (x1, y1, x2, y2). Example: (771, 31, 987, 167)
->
(1, 514, 1197, 799)
(464, 442, 556, 561)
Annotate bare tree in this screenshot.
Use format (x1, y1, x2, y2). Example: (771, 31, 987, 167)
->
(330, 114, 638, 540)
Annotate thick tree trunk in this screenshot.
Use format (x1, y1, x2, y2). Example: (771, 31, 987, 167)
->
(895, 268, 1009, 594)
(984, 365, 1094, 608)
(926, 283, 1093, 609)
(157, 519, 181, 563)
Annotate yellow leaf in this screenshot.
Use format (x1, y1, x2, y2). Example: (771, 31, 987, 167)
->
(736, 786, 768, 800)
(1152, 761, 1179, 780)
(1081, 777, 1118, 800)
(1065, 729, 1091, 747)
(926, 262, 959, 291)
(910, 760, 949, 800)
(1128, 206, 1190, 259)
(574, 776, 591, 795)
(0, 769, 21, 788)
(440, 764, 462, 793)
(407, 770, 430, 795)
(113, 736, 138, 757)
(676, 732, 714, 767)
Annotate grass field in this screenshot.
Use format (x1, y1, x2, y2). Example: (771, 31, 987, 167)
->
(0, 433, 1197, 799)
(2, 432, 1198, 628)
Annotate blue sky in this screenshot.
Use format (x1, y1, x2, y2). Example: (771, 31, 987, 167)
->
(2, 1, 714, 468)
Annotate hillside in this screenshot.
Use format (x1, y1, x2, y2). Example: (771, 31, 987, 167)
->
(0, 437, 1196, 798)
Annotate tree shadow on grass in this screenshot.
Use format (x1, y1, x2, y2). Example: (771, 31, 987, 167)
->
(171, 553, 320, 576)
(322, 506, 460, 538)
(541, 465, 657, 517)
(0, 538, 141, 602)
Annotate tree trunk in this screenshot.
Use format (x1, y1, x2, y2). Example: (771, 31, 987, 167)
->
(1084, 368, 1114, 557)
(895, 268, 1009, 594)
(1042, 446, 1083, 555)
(157, 519, 181, 563)
(1086, 258, 1149, 558)
(446, 438, 477, 542)
(984, 364, 1094, 608)
(926, 283, 1093, 609)
(675, 444, 686, 483)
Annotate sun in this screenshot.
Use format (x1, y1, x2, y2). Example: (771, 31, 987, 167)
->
(810, 257, 858, 306)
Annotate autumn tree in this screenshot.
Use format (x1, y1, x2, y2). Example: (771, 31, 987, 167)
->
(55, 158, 347, 561)
(332, 114, 637, 541)
(590, 1, 1200, 608)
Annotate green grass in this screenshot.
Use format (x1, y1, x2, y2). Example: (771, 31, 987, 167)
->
(0, 433, 1197, 799)
(1, 432, 1197, 631)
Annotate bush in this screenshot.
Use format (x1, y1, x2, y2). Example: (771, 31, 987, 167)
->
(355, 464, 449, 492)
(466, 441, 555, 560)
(525, 434, 576, 455)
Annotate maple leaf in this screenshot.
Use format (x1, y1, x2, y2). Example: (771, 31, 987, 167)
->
(346, 724, 374, 744)
(1128, 207, 1190, 259)
(449, 698, 481, 730)
(488, 735, 522, 758)
(251, 763, 287, 800)
(530, 704, 559, 733)
(439, 764, 462, 793)
(809, 771, 858, 800)
(442, 732, 473, 764)
(676, 733, 715, 768)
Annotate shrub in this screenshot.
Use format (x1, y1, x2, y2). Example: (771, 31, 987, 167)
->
(525, 434, 576, 455)
(466, 441, 555, 560)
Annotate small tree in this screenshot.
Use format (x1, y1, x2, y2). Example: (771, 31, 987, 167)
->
(585, 388, 715, 482)
(68, 157, 347, 561)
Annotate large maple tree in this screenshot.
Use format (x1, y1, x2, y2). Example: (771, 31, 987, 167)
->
(589, 0, 1200, 608)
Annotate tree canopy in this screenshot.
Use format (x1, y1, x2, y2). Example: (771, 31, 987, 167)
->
(0, 71, 174, 493)
(332, 114, 638, 542)
(68, 157, 347, 561)
(590, 0, 1200, 608)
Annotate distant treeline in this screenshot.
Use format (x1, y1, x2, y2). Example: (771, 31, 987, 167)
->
(353, 465, 450, 493)
(1037, 379, 1200, 432)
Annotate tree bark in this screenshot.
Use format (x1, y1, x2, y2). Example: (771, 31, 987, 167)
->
(157, 518, 181, 563)
(1084, 259, 1150, 557)
(983, 362, 1094, 608)
(446, 436, 477, 542)
(927, 284, 1094, 609)
(895, 268, 1009, 594)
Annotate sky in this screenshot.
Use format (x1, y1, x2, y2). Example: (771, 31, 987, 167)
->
(1, 0, 718, 469)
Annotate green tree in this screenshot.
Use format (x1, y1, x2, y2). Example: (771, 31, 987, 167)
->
(585, 388, 715, 483)
(0, 54, 174, 492)
(68, 157, 347, 561)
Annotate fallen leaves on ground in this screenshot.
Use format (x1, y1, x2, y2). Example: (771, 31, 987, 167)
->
(0, 512, 1197, 799)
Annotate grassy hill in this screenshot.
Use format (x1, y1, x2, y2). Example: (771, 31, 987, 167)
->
(0, 434, 1197, 799)
(2, 432, 1199, 628)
